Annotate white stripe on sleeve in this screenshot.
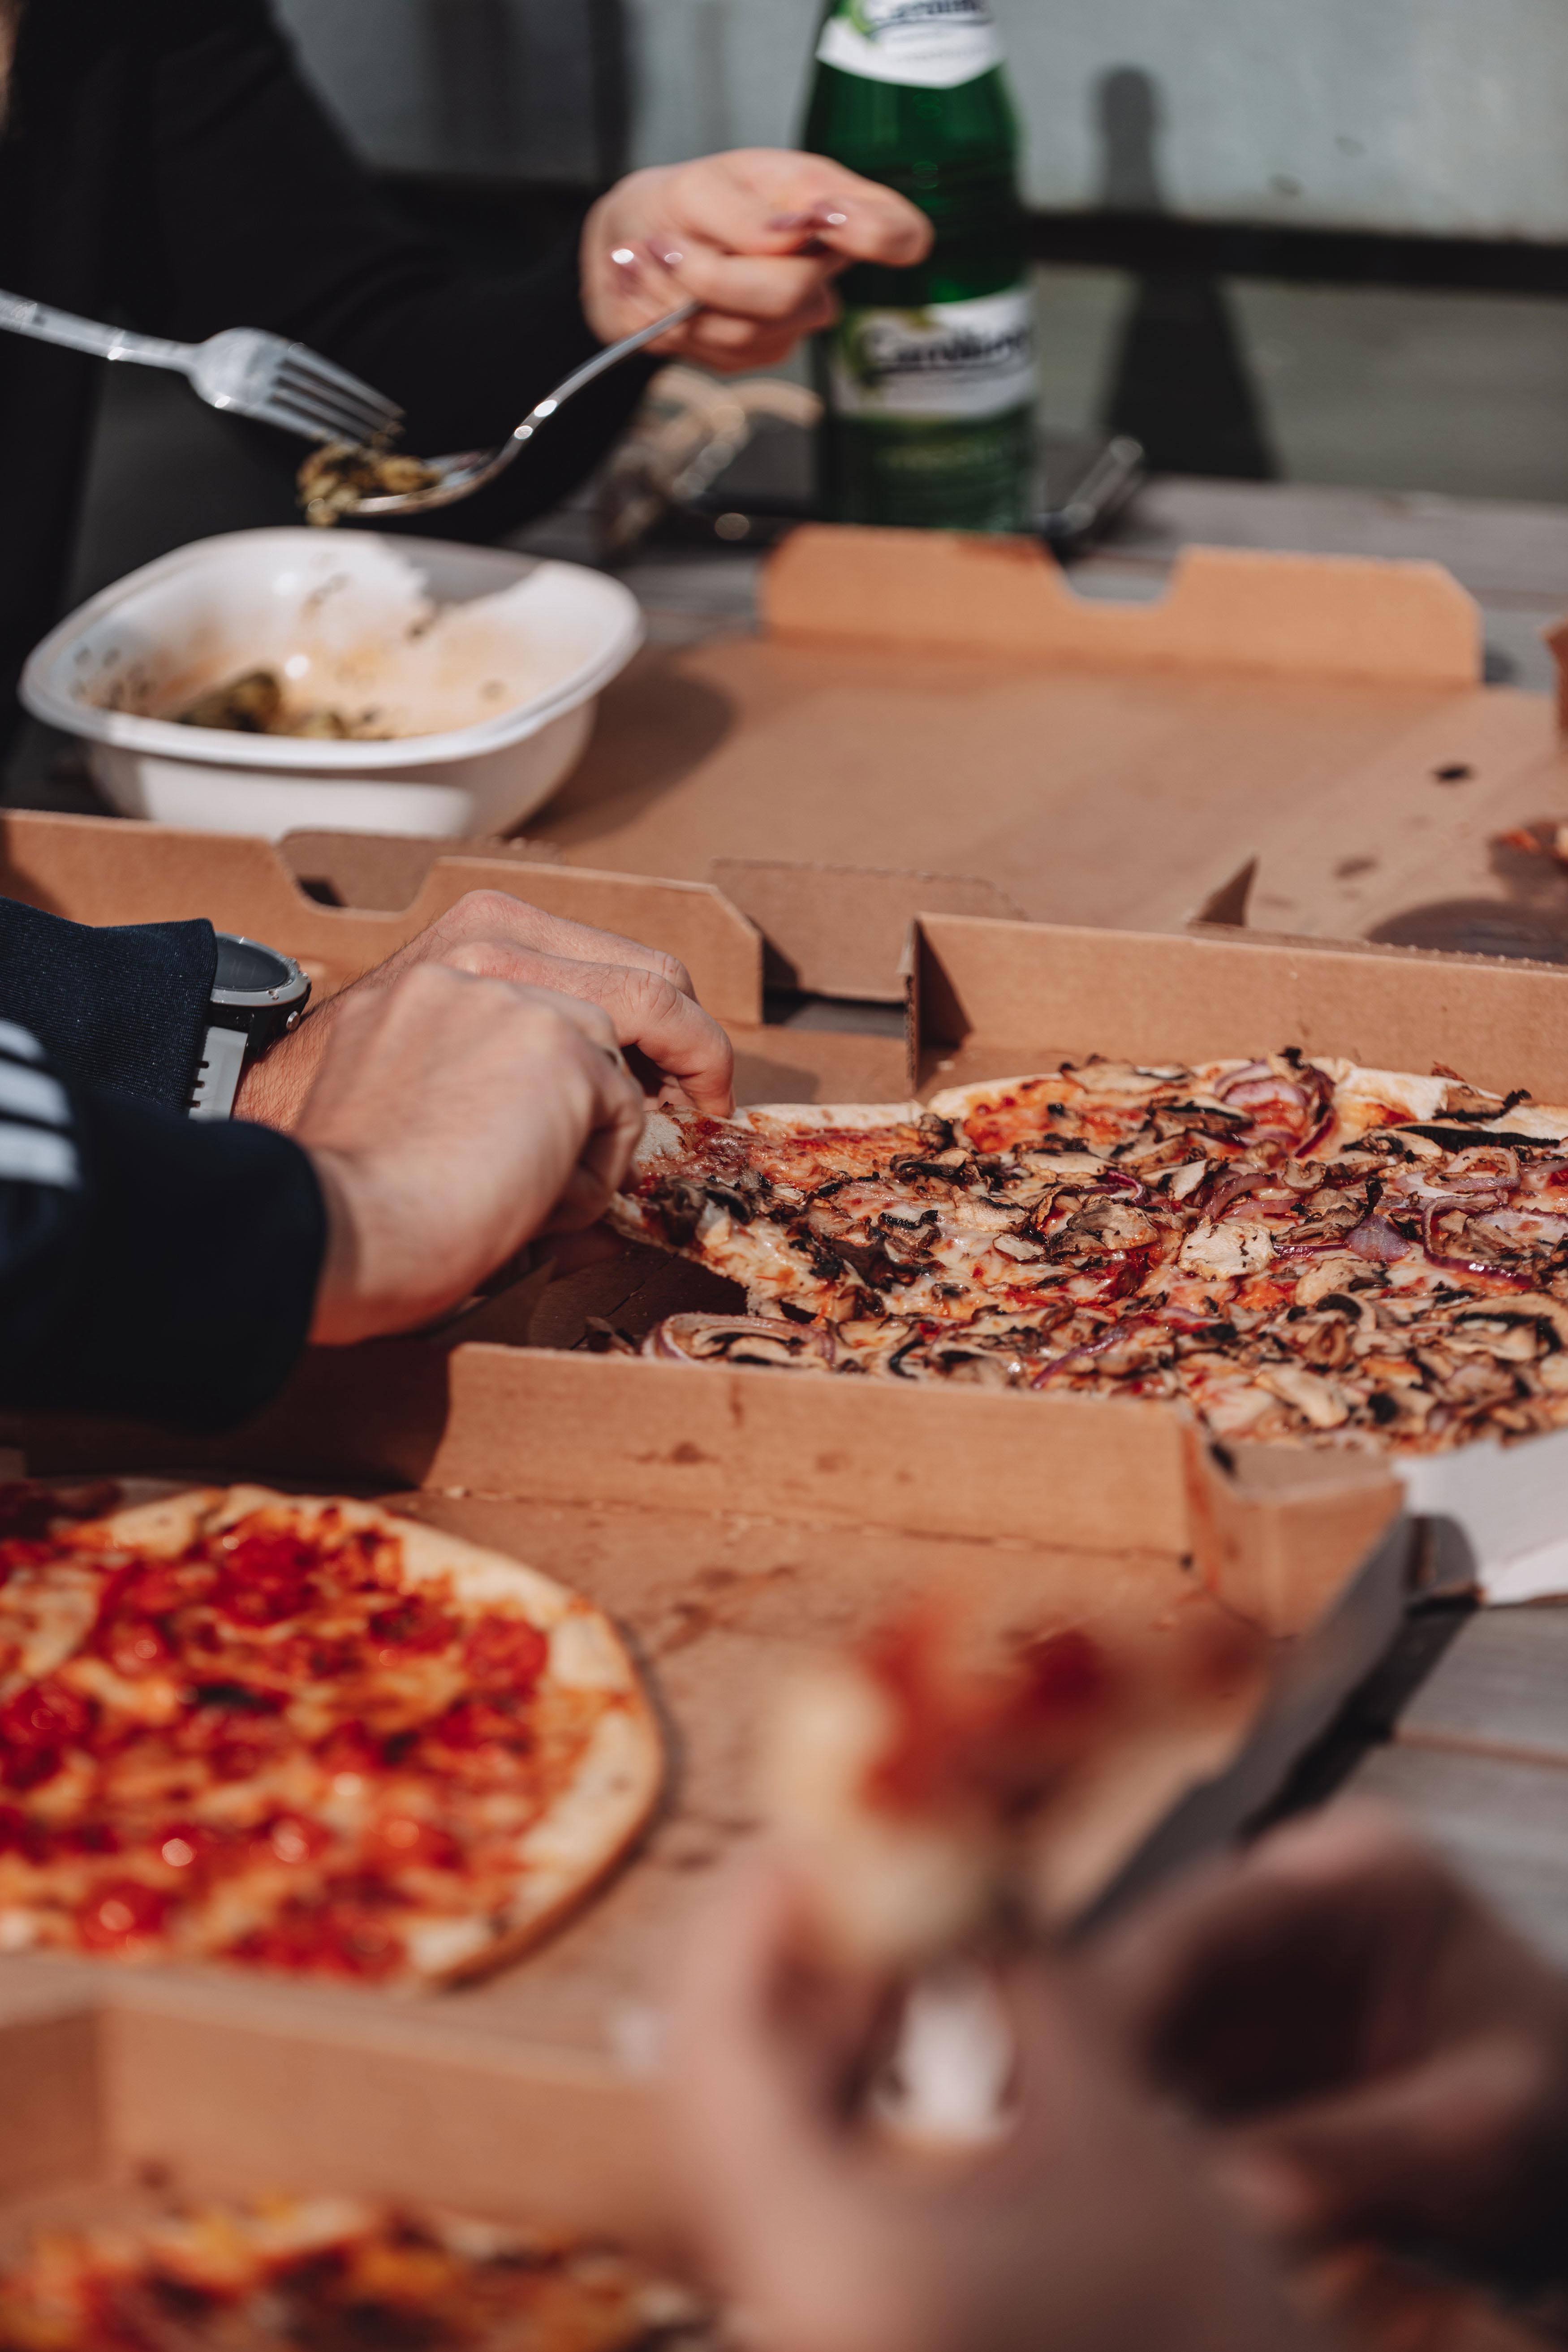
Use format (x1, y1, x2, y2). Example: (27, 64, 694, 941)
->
(0, 1019, 44, 1065)
(0, 1123, 79, 1188)
(0, 1062, 68, 1128)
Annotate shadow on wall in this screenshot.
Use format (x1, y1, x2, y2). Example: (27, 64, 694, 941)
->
(1097, 65, 1275, 481)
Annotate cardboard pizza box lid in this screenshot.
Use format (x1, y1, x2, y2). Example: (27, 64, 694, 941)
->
(508, 522, 1564, 1000)
(1188, 621, 1568, 962)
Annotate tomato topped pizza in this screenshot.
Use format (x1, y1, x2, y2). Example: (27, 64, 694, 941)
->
(0, 1484, 661, 1985)
(0, 2197, 717, 2352)
(611, 1054, 1568, 1454)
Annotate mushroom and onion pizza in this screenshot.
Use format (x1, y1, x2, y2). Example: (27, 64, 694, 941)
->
(0, 1484, 661, 1984)
(610, 1055, 1568, 1454)
(0, 2198, 717, 2352)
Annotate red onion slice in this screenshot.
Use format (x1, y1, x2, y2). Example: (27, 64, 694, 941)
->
(644, 1313, 837, 1368)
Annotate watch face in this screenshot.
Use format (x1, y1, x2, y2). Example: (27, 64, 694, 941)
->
(211, 934, 310, 1008)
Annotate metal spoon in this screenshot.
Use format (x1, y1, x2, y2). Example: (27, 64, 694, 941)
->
(351, 299, 699, 518)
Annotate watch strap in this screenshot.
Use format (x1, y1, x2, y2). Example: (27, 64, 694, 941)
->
(190, 1023, 248, 1121)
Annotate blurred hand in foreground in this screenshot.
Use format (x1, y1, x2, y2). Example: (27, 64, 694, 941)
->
(581, 149, 932, 375)
(668, 1858, 1324, 2352)
(298, 962, 645, 1345)
(236, 887, 735, 1129)
(1091, 1803, 1568, 2264)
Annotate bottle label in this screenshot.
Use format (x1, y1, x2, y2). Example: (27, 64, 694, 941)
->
(827, 286, 1035, 422)
(816, 0, 1002, 90)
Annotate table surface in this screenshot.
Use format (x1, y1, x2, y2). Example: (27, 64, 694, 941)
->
(518, 473, 1568, 1965)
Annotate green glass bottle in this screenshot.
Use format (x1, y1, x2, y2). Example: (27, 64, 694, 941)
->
(803, 0, 1035, 532)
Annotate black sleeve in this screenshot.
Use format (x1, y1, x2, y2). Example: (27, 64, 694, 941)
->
(0, 1019, 325, 1432)
(114, 0, 656, 537)
(0, 897, 216, 1112)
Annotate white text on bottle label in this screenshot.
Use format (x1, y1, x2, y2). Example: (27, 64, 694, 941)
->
(817, 0, 1002, 91)
(828, 287, 1035, 421)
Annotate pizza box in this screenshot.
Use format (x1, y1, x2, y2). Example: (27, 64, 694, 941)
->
(0, 1437, 1413, 2085)
(0, 1962, 679, 2260)
(1189, 622, 1568, 963)
(909, 906, 1568, 1602)
(500, 521, 1568, 1002)
(0, 807, 908, 1108)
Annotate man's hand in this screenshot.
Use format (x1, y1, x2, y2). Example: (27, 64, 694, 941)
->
(669, 1860, 1325, 2352)
(235, 890, 734, 1131)
(581, 150, 931, 375)
(1091, 1804, 1568, 2261)
(298, 962, 645, 1346)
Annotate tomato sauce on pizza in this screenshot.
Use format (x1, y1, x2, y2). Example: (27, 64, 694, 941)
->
(0, 1486, 661, 1986)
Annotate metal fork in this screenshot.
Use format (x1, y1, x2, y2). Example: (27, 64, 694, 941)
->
(351, 299, 700, 516)
(0, 286, 401, 446)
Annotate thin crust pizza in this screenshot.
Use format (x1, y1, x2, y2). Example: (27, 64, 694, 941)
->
(610, 1054, 1568, 1454)
(0, 2197, 717, 2352)
(0, 1484, 662, 1986)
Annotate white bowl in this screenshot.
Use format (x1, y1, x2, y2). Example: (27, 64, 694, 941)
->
(21, 529, 644, 840)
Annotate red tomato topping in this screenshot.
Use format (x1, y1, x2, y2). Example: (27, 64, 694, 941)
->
(428, 1695, 530, 1754)
(75, 1878, 171, 1950)
(254, 1814, 333, 1868)
(1014, 1628, 1108, 1717)
(95, 1615, 173, 1680)
(0, 1803, 50, 1861)
(462, 1615, 548, 1693)
(313, 1722, 384, 1778)
(226, 1887, 407, 1979)
(366, 1814, 462, 1872)
(151, 1821, 230, 1877)
(365, 1598, 457, 1663)
(0, 1537, 56, 1581)
(2, 1679, 92, 1751)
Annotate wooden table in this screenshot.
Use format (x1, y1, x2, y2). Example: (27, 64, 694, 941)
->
(516, 474, 1568, 1966)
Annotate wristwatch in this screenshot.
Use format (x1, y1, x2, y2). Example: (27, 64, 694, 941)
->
(189, 934, 312, 1121)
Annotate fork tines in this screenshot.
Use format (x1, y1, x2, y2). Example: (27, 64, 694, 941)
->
(274, 344, 402, 447)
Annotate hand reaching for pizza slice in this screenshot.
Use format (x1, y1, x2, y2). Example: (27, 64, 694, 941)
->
(236, 887, 736, 1128)
(297, 961, 646, 1345)
(669, 1860, 1327, 2352)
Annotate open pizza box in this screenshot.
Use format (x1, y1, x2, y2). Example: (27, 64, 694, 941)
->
(0, 808, 907, 1107)
(909, 907, 1568, 1605)
(500, 521, 1568, 1002)
(1189, 617, 1568, 964)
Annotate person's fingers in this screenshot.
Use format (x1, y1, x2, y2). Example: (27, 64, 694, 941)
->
(425, 890, 699, 1000)
(442, 943, 734, 1116)
(1090, 1806, 1457, 2108)
(1223, 2034, 1558, 2248)
(666, 150, 931, 269)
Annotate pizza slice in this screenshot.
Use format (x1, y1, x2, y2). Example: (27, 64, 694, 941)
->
(0, 1487, 663, 1986)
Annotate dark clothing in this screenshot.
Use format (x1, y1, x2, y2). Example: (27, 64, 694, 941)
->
(0, 0, 655, 750)
(0, 898, 216, 1104)
(0, 902, 325, 1430)
(0, 0, 653, 1427)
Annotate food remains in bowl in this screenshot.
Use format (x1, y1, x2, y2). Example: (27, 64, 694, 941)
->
(177, 668, 393, 741)
(297, 439, 439, 525)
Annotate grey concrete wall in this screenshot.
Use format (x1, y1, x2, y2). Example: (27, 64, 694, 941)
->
(280, 0, 1568, 244)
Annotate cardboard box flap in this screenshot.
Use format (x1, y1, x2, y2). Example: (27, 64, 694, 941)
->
(912, 908, 1568, 1103)
(763, 527, 1482, 687)
(0, 811, 764, 1027)
(710, 858, 1025, 1001)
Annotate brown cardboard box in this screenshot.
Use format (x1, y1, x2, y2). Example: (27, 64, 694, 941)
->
(511, 524, 1568, 999)
(1197, 631, 1568, 960)
(0, 1969, 675, 2253)
(0, 808, 908, 1106)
